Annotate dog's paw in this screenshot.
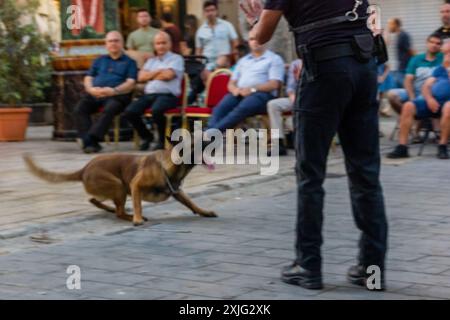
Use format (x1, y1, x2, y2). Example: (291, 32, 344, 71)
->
(133, 218, 145, 226)
(199, 210, 218, 218)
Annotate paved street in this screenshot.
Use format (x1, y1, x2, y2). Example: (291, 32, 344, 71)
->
(0, 121, 449, 300)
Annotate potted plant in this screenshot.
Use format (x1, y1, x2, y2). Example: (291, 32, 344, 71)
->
(0, 0, 51, 141)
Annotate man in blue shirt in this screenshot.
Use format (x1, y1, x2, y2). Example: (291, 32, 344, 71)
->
(206, 30, 285, 132)
(74, 31, 138, 153)
(388, 41, 450, 160)
(387, 34, 443, 115)
(123, 32, 184, 151)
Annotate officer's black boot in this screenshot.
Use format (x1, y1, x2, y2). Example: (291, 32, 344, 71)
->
(437, 144, 449, 159)
(281, 263, 323, 290)
(347, 265, 386, 291)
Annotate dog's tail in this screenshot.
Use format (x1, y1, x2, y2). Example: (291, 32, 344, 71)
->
(23, 153, 83, 183)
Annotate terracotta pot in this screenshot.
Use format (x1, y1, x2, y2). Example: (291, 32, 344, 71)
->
(0, 108, 32, 142)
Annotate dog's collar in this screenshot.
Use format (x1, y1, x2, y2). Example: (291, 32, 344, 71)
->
(160, 163, 180, 195)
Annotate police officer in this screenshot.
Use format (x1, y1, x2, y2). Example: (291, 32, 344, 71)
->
(241, 0, 388, 290)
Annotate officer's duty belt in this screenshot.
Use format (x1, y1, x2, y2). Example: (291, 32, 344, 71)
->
(311, 43, 355, 62)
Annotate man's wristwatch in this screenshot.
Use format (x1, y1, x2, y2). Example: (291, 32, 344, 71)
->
(250, 87, 258, 94)
(113, 87, 120, 95)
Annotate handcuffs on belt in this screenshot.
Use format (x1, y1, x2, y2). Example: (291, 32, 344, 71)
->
(346, 0, 363, 22)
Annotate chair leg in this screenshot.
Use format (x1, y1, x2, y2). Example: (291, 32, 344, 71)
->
(260, 115, 271, 147)
(104, 133, 111, 145)
(182, 115, 189, 131)
(165, 115, 173, 149)
(390, 119, 399, 141)
(114, 116, 120, 151)
(133, 130, 140, 150)
(418, 129, 431, 156)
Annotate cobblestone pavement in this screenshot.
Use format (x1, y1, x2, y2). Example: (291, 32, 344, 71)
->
(0, 121, 449, 300)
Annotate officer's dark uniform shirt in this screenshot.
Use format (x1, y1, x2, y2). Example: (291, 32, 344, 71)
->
(264, 0, 371, 48)
(88, 53, 138, 88)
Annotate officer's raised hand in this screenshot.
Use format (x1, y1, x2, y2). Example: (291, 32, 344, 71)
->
(239, 0, 264, 25)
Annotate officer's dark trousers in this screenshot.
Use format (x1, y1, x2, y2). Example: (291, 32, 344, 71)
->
(74, 94, 131, 141)
(295, 56, 388, 272)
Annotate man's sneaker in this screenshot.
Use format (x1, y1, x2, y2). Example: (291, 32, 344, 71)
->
(84, 142, 103, 154)
(347, 265, 386, 291)
(386, 145, 409, 159)
(437, 145, 449, 159)
(139, 139, 152, 151)
(281, 263, 323, 290)
(152, 142, 165, 151)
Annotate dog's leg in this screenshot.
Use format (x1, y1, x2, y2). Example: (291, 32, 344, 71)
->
(131, 184, 146, 226)
(89, 198, 116, 213)
(114, 193, 134, 222)
(173, 191, 217, 217)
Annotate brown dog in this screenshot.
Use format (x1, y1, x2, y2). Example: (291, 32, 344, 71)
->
(23, 147, 217, 226)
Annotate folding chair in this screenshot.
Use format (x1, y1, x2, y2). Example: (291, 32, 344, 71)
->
(417, 117, 441, 156)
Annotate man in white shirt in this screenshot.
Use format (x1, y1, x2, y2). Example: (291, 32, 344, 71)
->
(123, 32, 184, 151)
(196, 1, 239, 72)
(207, 30, 285, 132)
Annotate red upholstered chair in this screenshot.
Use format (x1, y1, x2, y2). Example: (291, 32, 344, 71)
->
(183, 68, 232, 127)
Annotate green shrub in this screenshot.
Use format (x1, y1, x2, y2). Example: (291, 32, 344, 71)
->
(0, 0, 52, 106)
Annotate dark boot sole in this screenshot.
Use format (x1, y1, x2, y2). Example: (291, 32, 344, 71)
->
(281, 276, 324, 290)
(347, 275, 386, 291)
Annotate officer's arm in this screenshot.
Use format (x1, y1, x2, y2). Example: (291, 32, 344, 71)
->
(252, 10, 284, 45)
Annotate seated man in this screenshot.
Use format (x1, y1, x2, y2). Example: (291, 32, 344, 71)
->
(123, 31, 184, 151)
(206, 30, 285, 132)
(387, 34, 443, 115)
(74, 31, 137, 154)
(267, 59, 302, 156)
(388, 41, 450, 160)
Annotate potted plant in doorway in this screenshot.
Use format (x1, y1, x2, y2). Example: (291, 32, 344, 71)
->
(0, 0, 51, 141)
